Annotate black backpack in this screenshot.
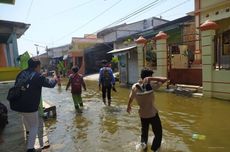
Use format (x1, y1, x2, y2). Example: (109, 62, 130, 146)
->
(102, 67, 112, 87)
(0, 102, 8, 130)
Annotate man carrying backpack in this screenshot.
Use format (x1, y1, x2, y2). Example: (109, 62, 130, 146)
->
(99, 60, 115, 106)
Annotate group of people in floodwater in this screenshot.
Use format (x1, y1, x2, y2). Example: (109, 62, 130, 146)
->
(1, 57, 167, 152)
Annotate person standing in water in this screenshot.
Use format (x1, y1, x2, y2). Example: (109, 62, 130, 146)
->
(66, 66, 86, 113)
(127, 68, 167, 152)
(98, 60, 115, 106)
(11, 58, 57, 152)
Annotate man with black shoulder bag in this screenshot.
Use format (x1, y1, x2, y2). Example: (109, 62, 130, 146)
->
(7, 58, 57, 152)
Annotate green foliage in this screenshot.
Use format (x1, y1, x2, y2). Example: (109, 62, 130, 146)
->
(57, 61, 67, 74)
(146, 50, 156, 62)
(111, 56, 119, 63)
(123, 37, 133, 44)
(145, 42, 157, 66)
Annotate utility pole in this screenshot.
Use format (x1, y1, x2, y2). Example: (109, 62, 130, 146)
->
(34, 44, 39, 57)
(34, 44, 47, 58)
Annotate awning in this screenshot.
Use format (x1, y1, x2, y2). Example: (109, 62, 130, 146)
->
(63, 54, 69, 60)
(107, 45, 137, 55)
(0, 20, 30, 43)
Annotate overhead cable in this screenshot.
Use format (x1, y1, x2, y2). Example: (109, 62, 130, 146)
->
(52, 0, 123, 43)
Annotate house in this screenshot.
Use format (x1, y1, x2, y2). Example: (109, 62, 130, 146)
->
(108, 15, 200, 85)
(0, 20, 30, 81)
(130, 15, 201, 86)
(70, 34, 103, 75)
(195, 0, 230, 100)
(148, 15, 201, 86)
(100, 17, 168, 85)
(47, 44, 70, 60)
(46, 44, 71, 72)
(108, 45, 138, 85)
(37, 52, 49, 69)
(97, 17, 168, 43)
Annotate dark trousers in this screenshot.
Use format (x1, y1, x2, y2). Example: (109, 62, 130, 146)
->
(140, 113, 162, 151)
(102, 85, 112, 100)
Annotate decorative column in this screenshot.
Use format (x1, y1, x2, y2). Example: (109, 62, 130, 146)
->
(200, 20, 218, 97)
(154, 31, 168, 77)
(5, 43, 12, 66)
(7, 32, 19, 66)
(135, 36, 147, 78)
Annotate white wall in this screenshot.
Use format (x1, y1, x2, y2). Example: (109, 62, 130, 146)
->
(127, 50, 138, 84)
(153, 18, 168, 27)
(103, 32, 117, 42)
(47, 45, 70, 58)
(201, 0, 226, 8)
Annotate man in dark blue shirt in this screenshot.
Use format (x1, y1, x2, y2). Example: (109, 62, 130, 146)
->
(12, 58, 57, 152)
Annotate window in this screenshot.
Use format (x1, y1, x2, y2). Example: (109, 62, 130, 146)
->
(223, 30, 230, 55)
(214, 29, 230, 70)
(170, 45, 180, 54)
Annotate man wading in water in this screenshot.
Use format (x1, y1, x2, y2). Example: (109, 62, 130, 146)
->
(98, 60, 115, 106)
(127, 68, 167, 152)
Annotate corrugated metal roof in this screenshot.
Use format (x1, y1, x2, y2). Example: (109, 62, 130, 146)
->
(107, 45, 136, 54)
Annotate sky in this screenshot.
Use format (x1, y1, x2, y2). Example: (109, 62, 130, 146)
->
(0, 0, 194, 56)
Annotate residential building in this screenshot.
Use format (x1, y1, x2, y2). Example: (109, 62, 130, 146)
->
(47, 44, 70, 59)
(97, 17, 168, 43)
(37, 52, 49, 69)
(149, 15, 201, 86)
(0, 20, 30, 81)
(103, 17, 168, 85)
(46, 44, 71, 69)
(108, 45, 138, 85)
(70, 34, 103, 75)
(195, 0, 230, 99)
(108, 15, 200, 85)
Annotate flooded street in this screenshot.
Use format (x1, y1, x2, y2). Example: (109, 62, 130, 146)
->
(40, 80, 230, 152)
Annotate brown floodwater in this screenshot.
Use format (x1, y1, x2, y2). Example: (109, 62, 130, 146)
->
(41, 80, 230, 152)
(1, 80, 230, 152)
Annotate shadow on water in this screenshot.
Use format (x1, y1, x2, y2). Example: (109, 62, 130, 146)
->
(1, 80, 230, 152)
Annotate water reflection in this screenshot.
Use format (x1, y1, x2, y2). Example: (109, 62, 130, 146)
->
(42, 80, 230, 152)
(57, 86, 63, 93)
(100, 107, 119, 135)
(75, 115, 90, 140)
(2, 79, 229, 152)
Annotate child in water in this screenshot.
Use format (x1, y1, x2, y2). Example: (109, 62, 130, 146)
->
(53, 71, 61, 87)
(127, 68, 167, 152)
(57, 75, 61, 87)
(66, 66, 86, 113)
